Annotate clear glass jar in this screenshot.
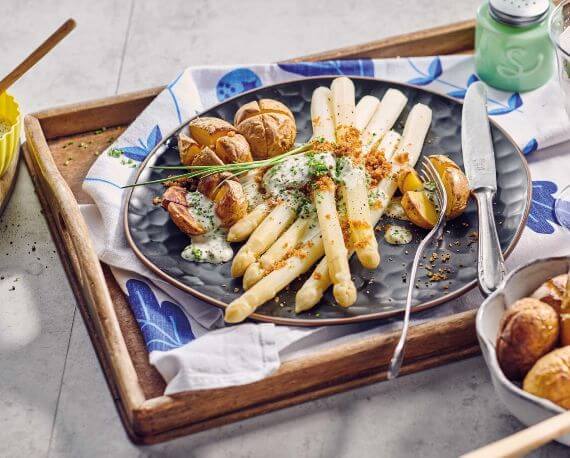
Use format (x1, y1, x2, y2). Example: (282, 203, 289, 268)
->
(475, 1, 554, 92)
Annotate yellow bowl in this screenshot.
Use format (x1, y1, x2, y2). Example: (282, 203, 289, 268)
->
(0, 92, 21, 178)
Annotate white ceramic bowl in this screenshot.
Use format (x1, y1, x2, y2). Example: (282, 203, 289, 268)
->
(476, 256, 570, 446)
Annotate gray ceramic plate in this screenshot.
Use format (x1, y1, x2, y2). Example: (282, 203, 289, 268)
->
(125, 77, 530, 326)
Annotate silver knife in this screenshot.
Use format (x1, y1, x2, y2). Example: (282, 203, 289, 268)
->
(462, 82, 506, 297)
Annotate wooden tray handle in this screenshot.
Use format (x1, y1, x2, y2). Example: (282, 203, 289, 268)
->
(24, 115, 147, 415)
(462, 410, 570, 458)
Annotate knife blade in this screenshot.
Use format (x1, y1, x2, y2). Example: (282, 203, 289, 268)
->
(462, 82, 497, 191)
(461, 82, 505, 297)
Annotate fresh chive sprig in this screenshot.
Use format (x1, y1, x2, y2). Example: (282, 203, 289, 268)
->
(123, 143, 312, 188)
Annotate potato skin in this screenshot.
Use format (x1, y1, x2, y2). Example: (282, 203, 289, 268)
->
(524, 346, 570, 409)
(161, 187, 206, 236)
(440, 167, 470, 219)
(189, 117, 236, 147)
(213, 180, 248, 228)
(401, 190, 437, 229)
(215, 133, 253, 164)
(428, 155, 470, 219)
(191, 146, 224, 167)
(197, 172, 235, 200)
(235, 99, 296, 159)
(178, 133, 202, 166)
(496, 298, 559, 381)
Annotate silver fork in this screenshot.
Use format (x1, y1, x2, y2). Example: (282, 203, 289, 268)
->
(387, 158, 448, 380)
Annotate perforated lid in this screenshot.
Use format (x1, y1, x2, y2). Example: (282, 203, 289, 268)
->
(489, 0, 550, 26)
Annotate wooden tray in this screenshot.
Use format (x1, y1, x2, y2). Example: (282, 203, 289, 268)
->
(23, 20, 482, 444)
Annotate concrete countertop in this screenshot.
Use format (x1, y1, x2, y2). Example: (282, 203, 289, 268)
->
(0, 1, 566, 456)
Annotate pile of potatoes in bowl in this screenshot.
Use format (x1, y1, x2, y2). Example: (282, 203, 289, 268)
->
(496, 273, 570, 408)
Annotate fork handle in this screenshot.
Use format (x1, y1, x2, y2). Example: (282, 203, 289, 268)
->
(473, 187, 506, 297)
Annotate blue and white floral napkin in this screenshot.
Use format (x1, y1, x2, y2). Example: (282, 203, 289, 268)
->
(81, 55, 570, 394)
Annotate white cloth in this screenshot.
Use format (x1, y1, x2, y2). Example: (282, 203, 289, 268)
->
(81, 56, 570, 394)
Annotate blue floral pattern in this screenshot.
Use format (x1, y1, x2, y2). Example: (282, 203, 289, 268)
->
(527, 180, 560, 235)
(216, 68, 262, 101)
(522, 138, 538, 155)
(126, 279, 195, 352)
(447, 74, 479, 99)
(278, 59, 374, 77)
(120, 125, 163, 162)
(488, 93, 523, 116)
(408, 57, 442, 86)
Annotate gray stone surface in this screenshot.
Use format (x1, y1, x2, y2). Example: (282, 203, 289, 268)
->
(0, 0, 566, 456)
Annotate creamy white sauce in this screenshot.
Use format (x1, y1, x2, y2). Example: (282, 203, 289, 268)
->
(337, 156, 365, 187)
(185, 191, 219, 232)
(385, 197, 408, 221)
(384, 225, 412, 245)
(263, 152, 336, 197)
(241, 170, 264, 210)
(181, 192, 233, 264)
(182, 229, 234, 264)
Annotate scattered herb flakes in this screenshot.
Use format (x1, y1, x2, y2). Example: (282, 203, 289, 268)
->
(108, 148, 123, 158)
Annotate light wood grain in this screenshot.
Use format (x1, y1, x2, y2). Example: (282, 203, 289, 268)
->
(462, 410, 570, 458)
(23, 20, 483, 444)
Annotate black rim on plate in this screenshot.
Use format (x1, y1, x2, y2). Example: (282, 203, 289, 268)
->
(125, 76, 531, 326)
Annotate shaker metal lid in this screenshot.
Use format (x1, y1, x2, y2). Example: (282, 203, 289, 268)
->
(489, 0, 550, 26)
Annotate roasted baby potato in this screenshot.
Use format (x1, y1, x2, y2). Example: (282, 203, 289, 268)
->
(197, 172, 235, 200)
(523, 346, 570, 409)
(191, 146, 224, 167)
(234, 99, 296, 159)
(397, 166, 424, 193)
(215, 133, 253, 163)
(178, 133, 202, 166)
(428, 155, 470, 219)
(189, 117, 236, 148)
(401, 190, 438, 229)
(161, 186, 206, 236)
(213, 180, 248, 227)
(496, 298, 559, 381)
(400, 155, 470, 228)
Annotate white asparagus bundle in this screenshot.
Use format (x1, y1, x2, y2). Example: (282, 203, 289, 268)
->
(239, 91, 381, 291)
(295, 104, 432, 312)
(224, 78, 416, 321)
(242, 215, 314, 290)
(225, 230, 324, 323)
(231, 202, 296, 277)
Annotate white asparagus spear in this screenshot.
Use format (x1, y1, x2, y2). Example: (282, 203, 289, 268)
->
(296, 104, 432, 312)
(227, 202, 271, 242)
(362, 89, 408, 153)
(310, 86, 336, 142)
(314, 177, 357, 307)
(342, 164, 379, 269)
(354, 95, 380, 132)
(242, 215, 314, 290)
(231, 202, 296, 277)
(225, 232, 325, 323)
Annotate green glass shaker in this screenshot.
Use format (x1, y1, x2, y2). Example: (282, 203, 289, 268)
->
(475, 0, 554, 92)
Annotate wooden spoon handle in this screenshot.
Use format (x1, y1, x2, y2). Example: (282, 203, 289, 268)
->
(462, 410, 570, 458)
(0, 18, 76, 95)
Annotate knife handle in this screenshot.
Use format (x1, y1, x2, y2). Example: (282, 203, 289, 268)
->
(474, 187, 506, 297)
